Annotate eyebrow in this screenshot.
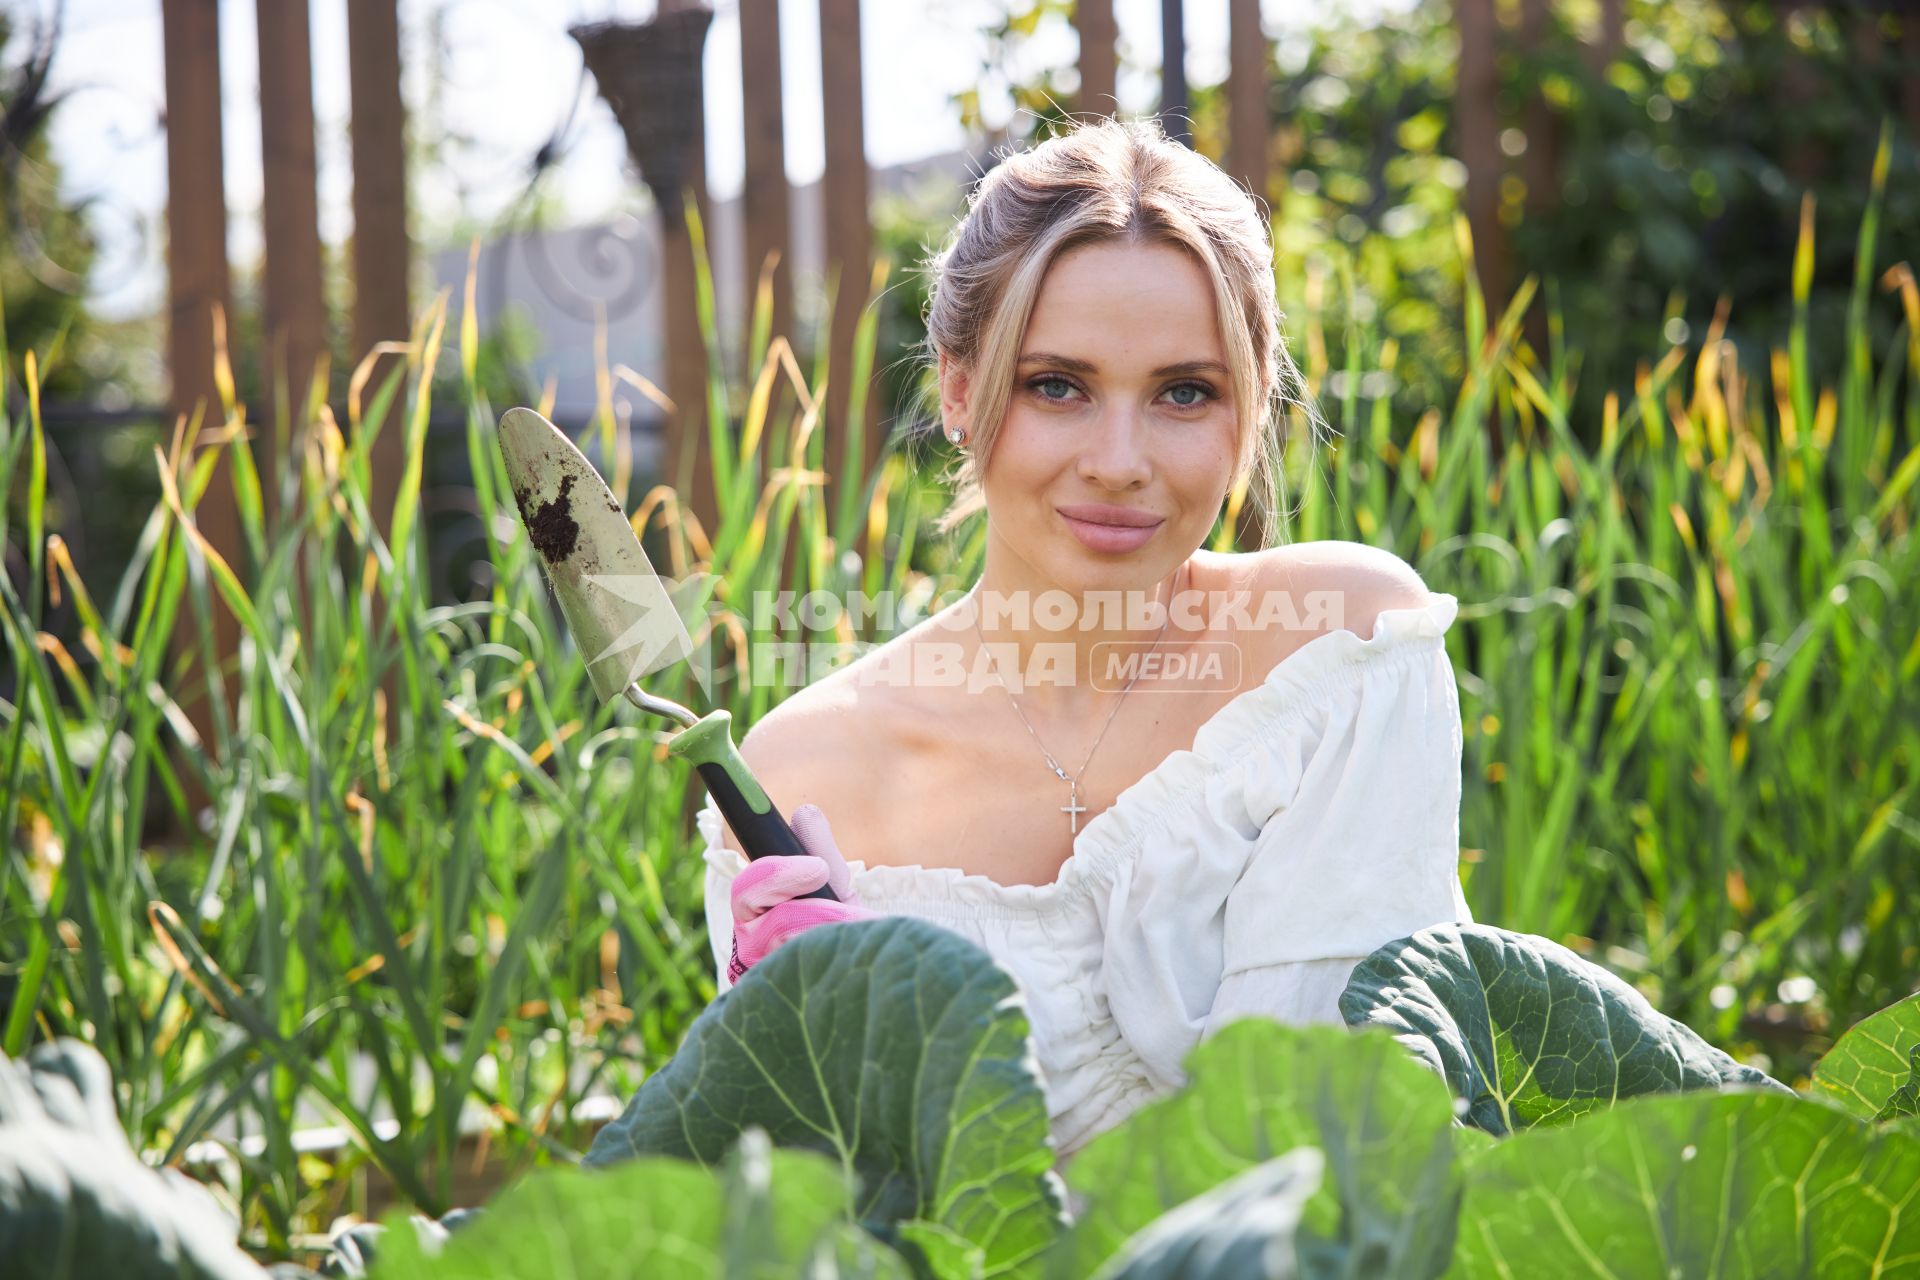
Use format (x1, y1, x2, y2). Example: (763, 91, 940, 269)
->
(1017, 352, 1230, 379)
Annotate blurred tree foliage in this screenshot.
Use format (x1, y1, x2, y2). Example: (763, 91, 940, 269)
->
(0, 9, 97, 402)
(0, 8, 152, 614)
(1498, 0, 1919, 431)
(963, 0, 1918, 443)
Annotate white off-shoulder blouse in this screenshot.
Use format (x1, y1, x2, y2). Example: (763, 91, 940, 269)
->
(697, 591, 1473, 1162)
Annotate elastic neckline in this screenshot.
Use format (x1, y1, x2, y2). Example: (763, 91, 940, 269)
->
(699, 592, 1459, 915)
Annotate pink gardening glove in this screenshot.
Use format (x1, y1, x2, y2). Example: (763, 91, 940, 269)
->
(727, 803, 879, 984)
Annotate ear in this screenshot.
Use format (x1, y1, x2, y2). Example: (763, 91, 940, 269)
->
(937, 349, 971, 432)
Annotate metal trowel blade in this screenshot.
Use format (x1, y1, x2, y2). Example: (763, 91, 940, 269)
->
(498, 406, 696, 703)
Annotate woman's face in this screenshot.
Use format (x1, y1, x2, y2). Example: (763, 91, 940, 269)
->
(942, 237, 1240, 592)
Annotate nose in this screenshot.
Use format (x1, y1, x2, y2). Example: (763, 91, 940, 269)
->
(1076, 402, 1152, 490)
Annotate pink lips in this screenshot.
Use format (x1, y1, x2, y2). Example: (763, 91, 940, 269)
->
(1056, 504, 1164, 553)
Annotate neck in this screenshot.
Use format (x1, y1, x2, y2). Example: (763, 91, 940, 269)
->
(959, 553, 1188, 718)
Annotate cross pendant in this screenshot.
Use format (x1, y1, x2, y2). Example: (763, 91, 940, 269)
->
(1061, 780, 1087, 834)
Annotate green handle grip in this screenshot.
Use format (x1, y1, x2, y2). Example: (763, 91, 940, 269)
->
(666, 710, 838, 901)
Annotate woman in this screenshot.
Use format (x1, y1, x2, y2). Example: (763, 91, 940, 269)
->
(698, 116, 1471, 1164)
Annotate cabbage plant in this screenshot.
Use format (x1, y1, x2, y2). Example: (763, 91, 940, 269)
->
(5, 917, 1918, 1279)
(0, 1039, 294, 1280)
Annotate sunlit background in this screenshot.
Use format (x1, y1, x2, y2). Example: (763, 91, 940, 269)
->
(3, 0, 1918, 1261)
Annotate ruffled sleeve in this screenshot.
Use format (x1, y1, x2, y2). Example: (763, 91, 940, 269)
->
(696, 795, 745, 996)
(1099, 593, 1473, 1088)
(1204, 599, 1473, 1037)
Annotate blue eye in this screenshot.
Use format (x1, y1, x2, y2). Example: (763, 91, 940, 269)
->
(1024, 375, 1217, 408)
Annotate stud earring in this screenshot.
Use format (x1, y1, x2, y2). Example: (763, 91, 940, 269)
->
(947, 427, 965, 445)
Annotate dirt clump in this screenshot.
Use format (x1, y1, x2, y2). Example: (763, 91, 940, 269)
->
(518, 473, 581, 563)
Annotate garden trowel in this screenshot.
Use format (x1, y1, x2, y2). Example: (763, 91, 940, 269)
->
(497, 407, 835, 896)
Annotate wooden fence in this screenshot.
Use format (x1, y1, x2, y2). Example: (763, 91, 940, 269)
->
(155, 0, 1918, 774)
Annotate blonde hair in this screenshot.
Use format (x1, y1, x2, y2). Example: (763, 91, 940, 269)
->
(909, 115, 1318, 550)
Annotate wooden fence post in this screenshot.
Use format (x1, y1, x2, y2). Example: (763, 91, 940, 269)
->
(741, 0, 793, 349)
(1455, 0, 1507, 453)
(1077, 0, 1117, 117)
(347, 0, 411, 539)
(255, 0, 329, 518)
(160, 0, 240, 809)
(1516, 0, 1559, 365)
(1160, 0, 1189, 144)
(1227, 0, 1269, 209)
(662, 7, 718, 544)
(1588, 0, 1625, 71)
(818, 0, 878, 536)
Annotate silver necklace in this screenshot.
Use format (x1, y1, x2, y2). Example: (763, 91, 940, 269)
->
(966, 564, 1183, 835)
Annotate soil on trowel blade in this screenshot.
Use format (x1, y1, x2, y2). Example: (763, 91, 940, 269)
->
(517, 472, 581, 564)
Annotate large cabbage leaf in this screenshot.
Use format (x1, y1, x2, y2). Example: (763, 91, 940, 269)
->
(1810, 992, 1920, 1123)
(1050, 1021, 1463, 1280)
(1340, 923, 1788, 1135)
(1447, 1090, 1920, 1276)
(1090, 1149, 1324, 1280)
(585, 915, 1065, 1277)
(1879, 1049, 1920, 1123)
(370, 1127, 908, 1279)
(0, 1040, 276, 1280)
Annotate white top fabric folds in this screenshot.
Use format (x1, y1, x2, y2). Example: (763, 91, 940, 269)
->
(697, 591, 1473, 1162)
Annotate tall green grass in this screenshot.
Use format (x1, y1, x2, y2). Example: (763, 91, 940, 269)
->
(2, 131, 1916, 1255)
(1349, 127, 1920, 1063)
(0, 211, 966, 1250)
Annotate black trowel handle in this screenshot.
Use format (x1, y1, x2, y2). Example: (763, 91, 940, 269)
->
(666, 710, 840, 902)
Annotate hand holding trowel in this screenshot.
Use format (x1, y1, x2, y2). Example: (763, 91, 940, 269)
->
(497, 407, 838, 901)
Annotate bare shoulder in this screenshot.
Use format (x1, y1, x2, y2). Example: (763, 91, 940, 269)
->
(1270, 540, 1431, 636)
(713, 640, 932, 857)
(716, 690, 850, 857)
(1204, 540, 1431, 647)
